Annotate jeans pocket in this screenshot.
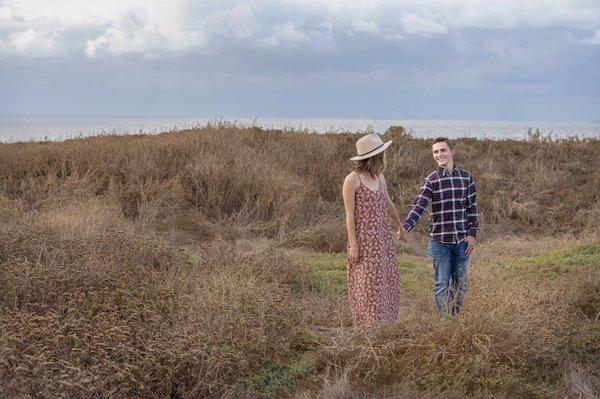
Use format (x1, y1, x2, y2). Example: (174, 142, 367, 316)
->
(457, 241, 469, 261)
(428, 240, 445, 258)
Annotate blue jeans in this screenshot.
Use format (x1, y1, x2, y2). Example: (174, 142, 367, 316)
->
(427, 239, 469, 315)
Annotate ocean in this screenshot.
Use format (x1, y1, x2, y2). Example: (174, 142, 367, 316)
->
(1, 115, 599, 143)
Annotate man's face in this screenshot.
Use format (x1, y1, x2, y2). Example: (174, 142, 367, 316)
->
(432, 141, 454, 168)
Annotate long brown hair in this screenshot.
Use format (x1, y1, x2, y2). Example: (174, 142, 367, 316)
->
(352, 152, 386, 179)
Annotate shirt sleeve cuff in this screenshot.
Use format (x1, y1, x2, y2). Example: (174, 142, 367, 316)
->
(403, 222, 412, 233)
(468, 228, 478, 238)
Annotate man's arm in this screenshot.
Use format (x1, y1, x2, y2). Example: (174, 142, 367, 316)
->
(466, 174, 479, 238)
(402, 177, 433, 233)
(464, 174, 479, 255)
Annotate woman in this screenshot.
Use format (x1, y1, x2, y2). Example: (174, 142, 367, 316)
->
(342, 133, 404, 327)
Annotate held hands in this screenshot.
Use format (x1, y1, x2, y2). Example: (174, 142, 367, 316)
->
(396, 226, 408, 242)
(465, 235, 477, 255)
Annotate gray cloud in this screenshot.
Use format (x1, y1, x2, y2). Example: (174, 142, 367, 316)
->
(2, 1, 600, 58)
(1, 1, 599, 121)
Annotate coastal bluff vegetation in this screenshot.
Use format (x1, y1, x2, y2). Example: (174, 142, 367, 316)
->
(1, 124, 599, 398)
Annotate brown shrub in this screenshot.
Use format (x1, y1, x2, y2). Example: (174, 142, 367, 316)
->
(1, 125, 598, 243)
(314, 258, 587, 396)
(0, 218, 313, 398)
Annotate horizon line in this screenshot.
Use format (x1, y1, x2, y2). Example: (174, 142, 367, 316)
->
(1, 114, 599, 125)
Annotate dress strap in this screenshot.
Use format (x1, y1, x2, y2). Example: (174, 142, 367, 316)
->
(357, 172, 381, 187)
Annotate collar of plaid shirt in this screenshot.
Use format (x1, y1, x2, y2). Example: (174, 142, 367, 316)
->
(437, 165, 460, 177)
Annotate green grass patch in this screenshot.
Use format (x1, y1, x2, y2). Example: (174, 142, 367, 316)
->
(299, 252, 430, 295)
(414, 371, 446, 390)
(472, 364, 555, 399)
(411, 358, 556, 398)
(398, 258, 431, 295)
(568, 321, 600, 364)
(502, 245, 600, 279)
(302, 252, 347, 271)
(289, 328, 330, 351)
(185, 253, 201, 267)
(299, 252, 347, 294)
(248, 354, 316, 396)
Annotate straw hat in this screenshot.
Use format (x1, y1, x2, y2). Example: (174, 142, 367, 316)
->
(350, 133, 392, 161)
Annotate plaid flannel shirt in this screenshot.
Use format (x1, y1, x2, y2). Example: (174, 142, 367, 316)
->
(403, 166, 479, 244)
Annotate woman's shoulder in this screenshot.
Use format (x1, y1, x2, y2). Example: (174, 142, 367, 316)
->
(344, 171, 361, 186)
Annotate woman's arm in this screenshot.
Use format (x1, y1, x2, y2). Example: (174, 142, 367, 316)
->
(381, 174, 406, 240)
(342, 173, 359, 259)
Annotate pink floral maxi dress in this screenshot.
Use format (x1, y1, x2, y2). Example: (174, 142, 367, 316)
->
(347, 176, 400, 327)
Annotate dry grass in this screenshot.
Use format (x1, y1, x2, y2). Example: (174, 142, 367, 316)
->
(315, 258, 596, 395)
(1, 124, 598, 249)
(0, 125, 598, 398)
(0, 214, 313, 398)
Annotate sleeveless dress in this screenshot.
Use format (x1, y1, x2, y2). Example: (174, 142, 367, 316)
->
(347, 175, 400, 327)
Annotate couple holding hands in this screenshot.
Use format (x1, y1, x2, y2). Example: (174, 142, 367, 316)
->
(343, 133, 479, 327)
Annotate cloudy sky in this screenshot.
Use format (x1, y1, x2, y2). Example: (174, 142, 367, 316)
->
(1, 0, 599, 121)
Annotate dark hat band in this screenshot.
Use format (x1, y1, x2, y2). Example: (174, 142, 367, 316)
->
(357, 143, 384, 157)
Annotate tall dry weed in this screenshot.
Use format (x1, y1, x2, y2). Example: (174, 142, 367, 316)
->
(2, 125, 598, 248)
(0, 217, 315, 398)
(315, 255, 595, 396)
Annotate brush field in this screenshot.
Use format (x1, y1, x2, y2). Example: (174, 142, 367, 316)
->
(0, 124, 598, 398)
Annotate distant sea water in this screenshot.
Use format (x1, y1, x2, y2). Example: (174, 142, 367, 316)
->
(1, 115, 599, 143)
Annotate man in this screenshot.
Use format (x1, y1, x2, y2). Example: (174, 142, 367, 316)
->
(397, 137, 479, 315)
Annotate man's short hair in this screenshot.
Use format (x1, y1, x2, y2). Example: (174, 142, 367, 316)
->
(432, 137, 453, 149)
